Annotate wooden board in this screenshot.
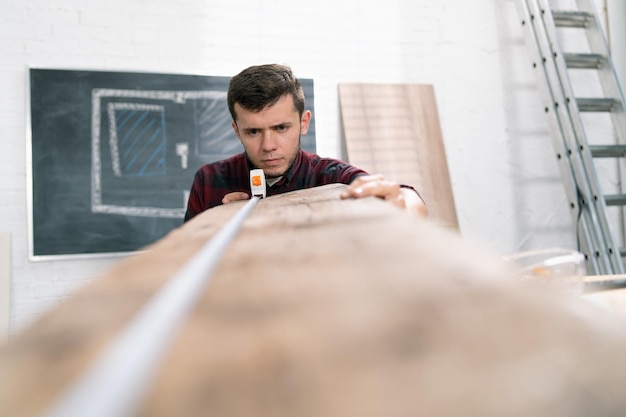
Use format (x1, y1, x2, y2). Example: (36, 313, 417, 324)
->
(2, 185, 626, 417)
(339, 83, 458, 229)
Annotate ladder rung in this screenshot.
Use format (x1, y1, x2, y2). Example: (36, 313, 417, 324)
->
(564, 53, 606, 69)
(604, 194, 626, 206)
(552, 10, 593, 28)
(590, 145, 626, 158)
(577, 97, 622, 112)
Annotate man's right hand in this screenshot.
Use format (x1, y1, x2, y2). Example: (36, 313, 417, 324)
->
(222, 192, 250, 205)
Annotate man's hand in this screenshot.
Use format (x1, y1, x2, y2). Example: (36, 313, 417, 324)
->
(222, 192, 250, 205)
(340, 174, 428, 217)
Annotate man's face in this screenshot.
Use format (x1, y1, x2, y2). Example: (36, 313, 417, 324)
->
(232, 94, 311, 178)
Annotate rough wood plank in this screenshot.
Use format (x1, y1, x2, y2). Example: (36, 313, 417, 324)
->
(2, 185, 626, 417)
(339, 83, 458, 229)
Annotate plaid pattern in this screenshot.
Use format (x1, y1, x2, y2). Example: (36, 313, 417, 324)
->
(184, 150, 367, 222)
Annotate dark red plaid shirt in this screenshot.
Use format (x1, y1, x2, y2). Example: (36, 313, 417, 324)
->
(183, 149, 368, 222)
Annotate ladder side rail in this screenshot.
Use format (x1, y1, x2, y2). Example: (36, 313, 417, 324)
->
(517, 0, 609, 274)
(577, 205, 603, 273)
(537, 0, 624, 272)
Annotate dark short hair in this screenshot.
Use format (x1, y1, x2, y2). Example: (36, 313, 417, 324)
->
(227, 64, 305, 121)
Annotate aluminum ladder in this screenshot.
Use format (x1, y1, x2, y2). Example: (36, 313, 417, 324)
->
(516, 0, 626, 274)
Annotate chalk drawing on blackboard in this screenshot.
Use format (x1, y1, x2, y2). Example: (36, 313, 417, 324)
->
(176, 143, 189, 169)
(107, 102, 167, 178)
(91, 88, 232, 219)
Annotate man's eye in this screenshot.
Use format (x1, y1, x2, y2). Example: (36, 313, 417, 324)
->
(247, 129, 259, 135)
(276, 125, 287, 131)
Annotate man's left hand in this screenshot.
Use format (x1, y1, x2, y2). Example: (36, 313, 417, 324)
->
(340, 174, 428, 217)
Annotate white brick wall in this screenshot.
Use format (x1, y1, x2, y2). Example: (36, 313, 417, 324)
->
(1, 0, 615, 334)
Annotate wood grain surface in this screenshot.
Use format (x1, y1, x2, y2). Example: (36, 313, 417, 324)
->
(2, 185, 626, 417)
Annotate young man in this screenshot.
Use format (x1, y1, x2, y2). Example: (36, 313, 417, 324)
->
(183, 64, 427, 222)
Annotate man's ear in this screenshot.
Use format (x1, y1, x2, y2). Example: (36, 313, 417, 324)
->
(300, 110, 311, 135)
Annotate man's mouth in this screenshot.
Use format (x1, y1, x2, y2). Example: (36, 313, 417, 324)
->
(263, 158, 282, 167)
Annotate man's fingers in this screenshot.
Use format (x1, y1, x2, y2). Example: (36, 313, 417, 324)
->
(341, 179, 399, 200)
(341, 174, 385, 199)
(349, 174, 385, 188)
(222, 192, 250, 204)
(341, 174, 427, 216)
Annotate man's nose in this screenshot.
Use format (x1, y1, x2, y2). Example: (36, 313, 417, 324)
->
(261, 131, 277, 151)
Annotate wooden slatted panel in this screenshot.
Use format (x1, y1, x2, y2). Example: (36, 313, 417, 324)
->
(1, 185, 626, 417)
(339, 83, 458, 229)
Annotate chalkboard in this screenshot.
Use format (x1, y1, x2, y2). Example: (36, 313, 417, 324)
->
(28, 68, 316, 258)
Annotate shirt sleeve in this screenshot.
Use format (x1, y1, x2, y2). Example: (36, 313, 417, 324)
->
(183, 170, 205, 223)
(321, 160, 369, 184)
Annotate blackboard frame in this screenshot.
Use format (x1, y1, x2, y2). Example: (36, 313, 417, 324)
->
(27, 67, 316, 260)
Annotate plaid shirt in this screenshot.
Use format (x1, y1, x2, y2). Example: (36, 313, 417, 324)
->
(184, 149, 368, 222)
